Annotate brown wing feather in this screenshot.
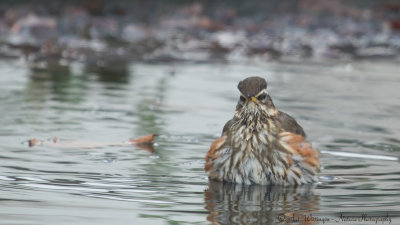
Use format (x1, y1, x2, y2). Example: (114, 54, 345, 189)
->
(277, 111, 306, 137)
(221, 118, 238, 135)
(205, 136, 227, 172)
(279, 132, 320, 172)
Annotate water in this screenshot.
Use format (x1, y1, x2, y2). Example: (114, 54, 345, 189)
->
(0, 60, 399, 225)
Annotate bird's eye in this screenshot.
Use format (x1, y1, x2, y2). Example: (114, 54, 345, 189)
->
(257, 93, 266, 101)
(240, 96, 246, 102)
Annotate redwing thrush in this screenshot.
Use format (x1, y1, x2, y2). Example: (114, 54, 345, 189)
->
(205, 77, 320, 185)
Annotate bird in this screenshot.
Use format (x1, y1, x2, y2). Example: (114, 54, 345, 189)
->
(205, 76, 320, 186)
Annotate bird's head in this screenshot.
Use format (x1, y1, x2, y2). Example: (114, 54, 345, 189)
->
(236, 76, 278, 118)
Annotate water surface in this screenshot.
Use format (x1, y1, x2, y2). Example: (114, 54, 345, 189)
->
(0, 60, 399, 224)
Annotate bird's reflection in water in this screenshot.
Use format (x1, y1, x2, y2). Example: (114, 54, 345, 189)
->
(205, 180, 320, 225)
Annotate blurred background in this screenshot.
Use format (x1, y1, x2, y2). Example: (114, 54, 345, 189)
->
(1, 0, 400, 67)
(0, 1, 399, 225)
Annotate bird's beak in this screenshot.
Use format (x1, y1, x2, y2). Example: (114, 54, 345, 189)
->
(251, 96, 257, 102)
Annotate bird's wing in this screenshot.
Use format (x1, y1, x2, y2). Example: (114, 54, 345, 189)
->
(221, 117, 238, 135)
(277, 111, 306, 137)
(279, 132, 320, 172)
(205, 136, 227, 172)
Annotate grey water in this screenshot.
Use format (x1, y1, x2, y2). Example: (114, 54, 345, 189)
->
(0, 60, 399, 224)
